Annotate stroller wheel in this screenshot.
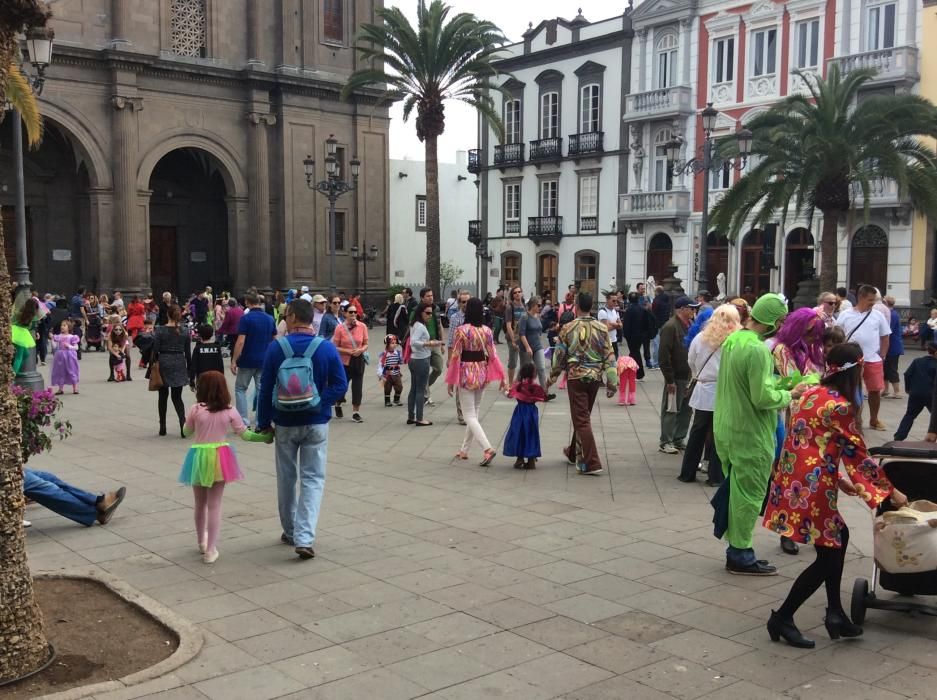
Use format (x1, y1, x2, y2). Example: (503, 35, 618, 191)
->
(852, 578, 869, 625)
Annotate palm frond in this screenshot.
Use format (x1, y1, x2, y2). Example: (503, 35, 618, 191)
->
(4, 63, 42, 148)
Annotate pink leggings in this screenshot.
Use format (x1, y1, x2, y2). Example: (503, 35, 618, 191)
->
(193, 482, 225, 552)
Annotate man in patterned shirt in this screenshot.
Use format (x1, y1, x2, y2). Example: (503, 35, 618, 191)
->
(548, 293, 618, 475)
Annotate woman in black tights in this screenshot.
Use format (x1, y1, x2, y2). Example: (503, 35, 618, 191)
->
(763, 342, 907, 648)
(151, 304, 191, 437)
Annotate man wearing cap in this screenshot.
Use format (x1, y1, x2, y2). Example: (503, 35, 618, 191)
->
(658, 296, 699, 454)
(714, 293, 804, 575)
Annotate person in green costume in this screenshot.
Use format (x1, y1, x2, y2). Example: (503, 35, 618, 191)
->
(714, 294, 807, 575)
(11, 297, 39, 375)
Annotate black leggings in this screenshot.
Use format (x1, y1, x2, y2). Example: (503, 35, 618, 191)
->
(778, 525, 849, 618)
(340, 363, 364, 407)
(158, 386, 186, 427)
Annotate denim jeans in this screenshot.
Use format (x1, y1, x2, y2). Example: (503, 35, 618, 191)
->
(24, 468, 100, 526)
(408, 357, 430, 421)
(520, 348, 547, 387)
(275, 423, 329, 547)
(235, 366, 263, 425)
(649, 333, 660, 368)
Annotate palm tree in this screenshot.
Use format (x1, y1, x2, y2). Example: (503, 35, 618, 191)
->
(0, 0, 52, 684)
(342, 0, 508, 296)
(709, 65, 937, 292)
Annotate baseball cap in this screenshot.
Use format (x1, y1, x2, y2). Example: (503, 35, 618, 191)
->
(300, 293, 313, 302)
(300, 285, 310, 293)
(312, 294, 328, 303)
(340, 300, 350, 308)
(673, 296, 701, 309)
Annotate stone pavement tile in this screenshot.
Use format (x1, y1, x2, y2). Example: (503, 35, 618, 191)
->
(458, 562, 539, 589)
(281, 667, 428, 700)
(174, 643, 264, 684)
(388, 540, 460, 561)
(423, 581, 509, 609)
(305, 597, 451, 643)
(120, 565, 201, 591)
(514, 615, 611, 650)
(386, 646, 496, 691)
(202, 608, 291, 642)
(135, 689, 210, 700)
(687, 583, 777, 613)
(386, 516, 443, 535)
(880, 636, 937, 669)
(620, 588, 709, 620)
(316, 543, 386, 566)
(483, 547, 559, 570)
(233, 625, 333, 663)
(173, 593, 259, 624)
(511, 532, 580, 553)
(418, 526, 484, 546)
(525, 560, 605, 585)
(670, 604, 765, 637)
(453, 630, 555, 670)
(713, 649, 825, 691)
(545, 593, 632, 624)
(268, 593, 357, 625)
(406, 612, 500, 646)
(291, 565, 376, 593)
(467, 597, 556, 628)
(97, 552, 176, 577)
(235, 579, 321, 607)
(787, 673, 909, 700)
(570, 573, 653, 602)
(474, 522, 540, 542)
(695, 680, 787, 700)
(551, 543, 621, 566)
(805, 644, 910, 683)
(566, 635, 672, 674)
(450, 535, 518, 558)
(194, 664, 305, 700)
(146, 579, 230, 607)
(499, 510, 563, 528)
(349, 555, 433, 579)
(569, 529, 638, 551)
(385, 569, 467, 594)
(329, 580, 415, 607)
(525, 500, 584, 516)
(650, 629, 752, 665)
(614, 541, 686, 562)
(593, 555, 667, 580)
(427, 669, 555, 700)
(200, 564, 286, 592)
(498, 577, 579, 605)
(638, 569, 722, 596)
(92, 673, 186, 700)
(561, 674, 676, 700)
(341, 627, 443, 665)
(625, 658, 738, 700)
(593, 611, 689, 644)
(504, 651, 614, 695)
(875, 663, 937, 698)
(79, 541, 149, 563)
(271, 644, 376, 687)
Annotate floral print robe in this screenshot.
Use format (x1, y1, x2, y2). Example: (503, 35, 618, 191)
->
(763, 385, 893, 548)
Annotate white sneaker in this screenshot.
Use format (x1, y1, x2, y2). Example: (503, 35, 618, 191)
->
(23, 520, 31, 528)
(203, 549, 219, 564)
(659, 443, 678, 455)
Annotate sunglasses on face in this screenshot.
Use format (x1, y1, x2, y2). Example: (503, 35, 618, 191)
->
(346, 310, 357, 314)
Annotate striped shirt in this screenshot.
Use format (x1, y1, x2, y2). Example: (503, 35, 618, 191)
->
(379, 348, 403, 377)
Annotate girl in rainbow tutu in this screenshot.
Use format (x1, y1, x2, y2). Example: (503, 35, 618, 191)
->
(179, 370, 270, 563)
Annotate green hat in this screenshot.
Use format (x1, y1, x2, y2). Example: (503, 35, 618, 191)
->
(750, 294, 788, 333)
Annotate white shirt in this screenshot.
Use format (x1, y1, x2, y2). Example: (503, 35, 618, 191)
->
(597, 306, 620, 343)
(688, 334, 722, 411)
(835, 307, 891, 362)
(836, 298, 853, 317)
(312, 309, 324, 333)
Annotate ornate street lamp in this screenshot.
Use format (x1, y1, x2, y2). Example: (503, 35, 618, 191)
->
(666, 103, 752, 296)
(350, 242, 378, 327)
(302, 135, 360, 294)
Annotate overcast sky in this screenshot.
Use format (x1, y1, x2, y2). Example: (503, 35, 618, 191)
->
(387, 1, 629, 162)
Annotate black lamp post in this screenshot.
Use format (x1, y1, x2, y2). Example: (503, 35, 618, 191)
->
(665, 103, 752, 296)
(350, 242, 378, 325)
(302, 135, 360, 295)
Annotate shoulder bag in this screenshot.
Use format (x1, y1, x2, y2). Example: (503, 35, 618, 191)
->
(845, 310, 874, 342)
(686, 346, 717, 399)
(345, 323, 370, 367)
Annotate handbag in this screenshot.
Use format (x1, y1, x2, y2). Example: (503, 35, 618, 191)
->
(147, 360, 164, 391)
(686, 346, 718, 399)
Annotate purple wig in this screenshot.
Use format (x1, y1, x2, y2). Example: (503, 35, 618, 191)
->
(773, 307, 824, 373)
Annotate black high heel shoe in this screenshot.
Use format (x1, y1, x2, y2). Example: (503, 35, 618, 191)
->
(158, 423, 167, 436)
(767, 611, 815, 648)
(824, 608, 863, 640)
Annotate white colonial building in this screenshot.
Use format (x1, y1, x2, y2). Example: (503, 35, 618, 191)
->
(469, 11, 634, 302)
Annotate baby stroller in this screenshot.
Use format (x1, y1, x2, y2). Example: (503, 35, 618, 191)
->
(851, 441, 937, 623)
(85, 315, 104, 352)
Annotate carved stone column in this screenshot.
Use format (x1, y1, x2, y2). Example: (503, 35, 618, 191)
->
(111, 0, 132, 48)
(637, 29, 648, 93)
(248, 111, 276, 290)
(111, 95, 144, 293)
(247, 0, 264, 66)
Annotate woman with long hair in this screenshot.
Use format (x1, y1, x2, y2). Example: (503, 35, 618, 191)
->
(446, 297, 507, 465)
(152, 304, 192, 436)
(126, 295, 146, 340)
(764, 342, 906, 648)
(407, 302, 442, 426)
(678, 304, 740, 484)
(12, 297, 39, 375)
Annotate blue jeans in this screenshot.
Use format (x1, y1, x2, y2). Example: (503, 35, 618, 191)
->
(726, 545, 758, 568)
(649, 333, 660, 368)
(235, 366, 263, 425)
(408, 357, 430, 421)
(24, 468, 100, 526)
(275, 423, 329, 548)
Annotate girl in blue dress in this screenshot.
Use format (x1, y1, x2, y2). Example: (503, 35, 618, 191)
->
(504, 363, 546, 469)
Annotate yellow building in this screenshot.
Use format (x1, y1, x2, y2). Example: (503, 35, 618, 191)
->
(912, 0, 937, 309)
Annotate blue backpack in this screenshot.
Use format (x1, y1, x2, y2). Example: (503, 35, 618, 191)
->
(273, 336, 322, 412)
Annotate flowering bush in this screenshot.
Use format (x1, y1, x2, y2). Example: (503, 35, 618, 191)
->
(11, 384, 73, 464)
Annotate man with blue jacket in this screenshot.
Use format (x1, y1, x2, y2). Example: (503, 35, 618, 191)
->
(257, 298, 348, 560)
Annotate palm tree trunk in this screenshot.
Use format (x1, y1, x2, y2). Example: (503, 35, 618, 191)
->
(0, 1, 52, 682)
(819, 210, 840, 293)
(424, 135, 440, 296)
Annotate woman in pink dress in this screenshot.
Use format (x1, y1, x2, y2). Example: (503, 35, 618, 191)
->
(51, 319, 80, 394)
(446, 297, 506, 466)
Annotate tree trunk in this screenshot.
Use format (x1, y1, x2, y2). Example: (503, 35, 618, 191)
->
(424, 135, 440, 297)
(0, 1, 52, 682)
(818, 210, 841, 293)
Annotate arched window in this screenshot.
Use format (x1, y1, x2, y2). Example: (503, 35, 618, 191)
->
(656, 32, 679, 88)
(502, 252, 521, 288)
(653, 129, 674, 192)
(646, 232, 673, 284)
(850, 225, 888, 291)
(170, 0, 207, 58)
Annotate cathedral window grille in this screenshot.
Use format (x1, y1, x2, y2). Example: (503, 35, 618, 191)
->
(171, 0, 207, 58)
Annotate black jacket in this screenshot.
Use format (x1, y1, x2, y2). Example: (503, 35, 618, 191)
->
(190, 340, 225, 383)
(621, 303, 652, 341)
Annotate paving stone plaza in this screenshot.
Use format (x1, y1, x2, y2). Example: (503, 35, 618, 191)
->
(23, 338, 937, 700)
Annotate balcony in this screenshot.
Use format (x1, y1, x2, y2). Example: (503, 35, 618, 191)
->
(527, 216, 563, 243)
(568, 131, 604, 157)
(850, 178, 911, 220)
(468, 219, 483, 246)
(529, 137, 563, 162)
(828, 46, 919, 86)
(624, 85, 694, 122)
(505, 219, 521, 235)
(493, 143, 525, 168)
(618, 190, 691, 224)
(579, 216, 598, 232)
(467, 149, 481, 174)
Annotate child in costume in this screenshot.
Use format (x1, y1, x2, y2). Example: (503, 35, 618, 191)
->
(179, 371, 271, 563)
(503, 363, 546, 469)
(377, 334, 404, 407)
(51, 319, 80, 395)
(107, 324, 131, 382)
(616, 355, 638, 406)
(894, 342, 937, 441)
(189, 324, 225, 389)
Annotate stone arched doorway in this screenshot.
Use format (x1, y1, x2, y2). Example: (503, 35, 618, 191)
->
(147, 148, 232, 296)
(706, 231, 729, 296)
(784, 227, 814, 301)
(646, 232, 672, 284)
(850, 225, 888, 292)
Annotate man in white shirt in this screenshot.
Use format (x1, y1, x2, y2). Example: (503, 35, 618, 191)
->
(835, 284, 891, 430)
(597, 291, 622, 358)
(835, 287, 853, 317)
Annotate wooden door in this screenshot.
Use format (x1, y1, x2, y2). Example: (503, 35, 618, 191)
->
(784, 228, 814, 301)
(575, 252, 598, 300)
(150, 226, 177, 295)
(646, 232, 673, 284)
(850, 225, 888, 292)
(741, 229, 770, 296)
(538, 253, 557, 303)
(706, 232, 729, 296)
